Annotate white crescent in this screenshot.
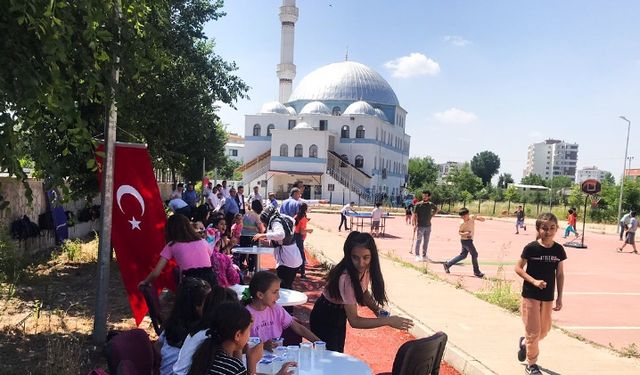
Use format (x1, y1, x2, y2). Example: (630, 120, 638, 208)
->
(116, 185, 146, 216)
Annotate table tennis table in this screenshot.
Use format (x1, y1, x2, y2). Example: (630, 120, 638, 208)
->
(345, 212, 394, 237)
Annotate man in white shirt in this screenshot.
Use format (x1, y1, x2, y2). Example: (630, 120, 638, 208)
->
(339, 202, 356, 232)
(220, 180, 230, 198)
(248, 185, 263, 206)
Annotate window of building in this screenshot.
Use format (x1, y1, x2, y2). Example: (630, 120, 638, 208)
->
(279, 144, 288, 157)
(319, 120, 328, 131)
(332, 106, 341, 116)
(355, 155, 364, 168)
(288, 120, 296, 129)
(309, 144, 318, 158)
(267, 124, 275, 136)
(230, 149, 238, 156)
(253, 124, 261, 136)
(341, 125, 350, 138)
(294, 144, 303, 157)
(356, 125, 365, 138)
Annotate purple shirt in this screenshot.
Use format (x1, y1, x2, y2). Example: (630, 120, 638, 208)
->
(246, 304, 293, 342)
(159, 239, 212, 270)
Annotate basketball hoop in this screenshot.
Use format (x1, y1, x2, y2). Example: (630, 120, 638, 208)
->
(590, 195, 601, 208)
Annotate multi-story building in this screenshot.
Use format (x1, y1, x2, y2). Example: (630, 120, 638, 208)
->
(225, 132, 244, 163)
(576, 166, 609, 183)
(523, 139, 579, 181)
(438, 161, 460, 182)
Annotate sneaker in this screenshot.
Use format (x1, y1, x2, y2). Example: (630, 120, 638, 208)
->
(525, 364, 542, 375)
(634, 250, 639, 254)
(517, 336, 526, 362)
(415, 255, 423, 262)
(474, 272, 485, 278)
(443, 263, 450, 274)
(617, 248, 623, 252)
(524, 225, 527, 231)
(515, 231, 519, 234)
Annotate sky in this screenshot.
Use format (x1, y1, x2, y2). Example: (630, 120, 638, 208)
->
(204, 0, 640, 182)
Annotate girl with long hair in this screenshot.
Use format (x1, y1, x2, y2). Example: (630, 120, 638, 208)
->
(140, 214, 217, 288)
(242, 271, 319, 349)
(309, 232, 413, 352)
(187, 302, 294, 375)
(293, 203, 313, 279)
(159, 277, 211, 375)
(515, 213, 566, 375)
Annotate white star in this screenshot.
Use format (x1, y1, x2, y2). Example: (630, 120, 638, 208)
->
(128, 216, 142, 230)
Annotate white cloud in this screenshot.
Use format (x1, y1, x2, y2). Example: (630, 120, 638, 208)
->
(384, 53, 440, 78)
(433, 108, 478, 125)
(444, 35, 471, 47)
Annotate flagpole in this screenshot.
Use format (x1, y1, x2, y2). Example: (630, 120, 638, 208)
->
(93, 0, 121, 344)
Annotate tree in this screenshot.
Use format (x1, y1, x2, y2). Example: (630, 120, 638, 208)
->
(1, 0, 248, 202)
(549, 176, 573, 189)
(218, 159, 242, 180)
(497, 173, 514, 189)
(602, 172, 615, 185)
(470, 151, 501, 186)
(407, 156, 439, 191)
(445, 163, 483, 195)
(521, 174, 547, 187)
(504, 185, 518, 212)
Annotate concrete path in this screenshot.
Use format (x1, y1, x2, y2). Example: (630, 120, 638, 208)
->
(303, 212, 640, 375)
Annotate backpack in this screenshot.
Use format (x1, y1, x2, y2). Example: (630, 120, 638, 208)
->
(268, 213, 295, 246)
(11, 215, 39, 240)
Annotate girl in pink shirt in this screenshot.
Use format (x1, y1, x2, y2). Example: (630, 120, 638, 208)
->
(230, 213, 243, 243)
(206, 218, 240, 288)
(243, 271, 319, 349)
(309, 232, 414, 352)
(140, 214, 216, 288)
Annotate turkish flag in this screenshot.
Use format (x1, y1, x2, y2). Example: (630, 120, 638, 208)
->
(97, 143, 175, 326)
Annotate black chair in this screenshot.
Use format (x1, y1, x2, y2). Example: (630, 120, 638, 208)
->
(391, 332, 448, 375)
(138, 284, 163, 336)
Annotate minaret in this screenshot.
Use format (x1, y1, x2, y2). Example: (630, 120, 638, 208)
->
(277, 0, 298, 103)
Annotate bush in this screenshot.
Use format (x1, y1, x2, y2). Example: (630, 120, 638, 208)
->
(0, 231, 27, 284)
(59, 239, 82, 262)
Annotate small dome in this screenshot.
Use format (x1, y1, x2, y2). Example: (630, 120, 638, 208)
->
(259, 101, 289, 115)
(343, 101, 376, 116)
(286, 106, 297, 116)
(292, 121, 314, 130)
(299, 101, 330, 115)
(374, 108, 388, 122)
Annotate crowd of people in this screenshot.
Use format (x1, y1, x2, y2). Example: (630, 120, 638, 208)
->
(137, 181, 414, 375)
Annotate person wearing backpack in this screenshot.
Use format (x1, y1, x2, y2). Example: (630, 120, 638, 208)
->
(252, 206, 302, 291)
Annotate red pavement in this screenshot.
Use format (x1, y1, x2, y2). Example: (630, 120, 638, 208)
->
(307, 210, 640, 352)
(260, 252, 459, 375)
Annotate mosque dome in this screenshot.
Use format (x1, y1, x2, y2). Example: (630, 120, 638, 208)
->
(299, 101, 331, 115)
(288, 61, 399, 106)
(286, 106, 297, 116)
(259, 101, 289, 115)
(292, 121, 314, 130)
(374, 108, 388, 122)
(343, 101, 376, 116)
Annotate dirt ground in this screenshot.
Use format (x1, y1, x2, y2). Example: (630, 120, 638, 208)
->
(0, 238, 459, 374)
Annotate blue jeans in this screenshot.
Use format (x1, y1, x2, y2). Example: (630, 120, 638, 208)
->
(413, 226, 432, 257)
(445, 239, 481, 274)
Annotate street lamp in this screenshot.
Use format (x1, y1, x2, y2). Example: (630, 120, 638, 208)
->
(617, 116, 631, 232)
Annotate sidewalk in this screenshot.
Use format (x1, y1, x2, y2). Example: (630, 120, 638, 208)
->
(304, 218, 640, 375)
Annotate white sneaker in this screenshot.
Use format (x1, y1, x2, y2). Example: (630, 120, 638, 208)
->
(415, 255, 423, 262)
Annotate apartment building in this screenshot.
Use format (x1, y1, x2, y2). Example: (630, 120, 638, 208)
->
(524, 139, 579, 181)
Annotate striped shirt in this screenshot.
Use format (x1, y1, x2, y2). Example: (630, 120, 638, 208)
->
(208, 350, 246, 375)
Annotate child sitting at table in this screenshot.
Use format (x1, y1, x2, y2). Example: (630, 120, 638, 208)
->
(230, 213, 243, 244)
(242, 271, 320, 350)
(203, 218, 240, 287)
(188, 302, 295, 375)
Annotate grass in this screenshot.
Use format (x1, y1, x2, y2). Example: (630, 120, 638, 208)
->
(474, 265, 521, 313)
(611, 343, 640, 358)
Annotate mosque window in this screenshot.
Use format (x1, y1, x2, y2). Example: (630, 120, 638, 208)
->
(280, 144, 288, 157)
(355, 155, 364, 168)
(332, 106, 341, 116)
(253, 124, 261, 136)
(267, 124, 275, 136)
(319, 120, 328, 131)
(356, 126, 365, 139)
(341, 125, 350, 138)
(288, 120, 296, 129)
(309, 144, 318, 158)
(294, 144, 303, 157)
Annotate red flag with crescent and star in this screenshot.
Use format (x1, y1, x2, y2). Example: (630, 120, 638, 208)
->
(97, 143, 175, 326)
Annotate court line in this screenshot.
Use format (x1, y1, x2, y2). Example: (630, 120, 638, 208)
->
(563, 326, 640, 330)
(563, 292, 640, 296)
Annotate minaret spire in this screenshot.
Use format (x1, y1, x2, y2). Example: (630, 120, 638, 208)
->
(277, 0, 298, 103)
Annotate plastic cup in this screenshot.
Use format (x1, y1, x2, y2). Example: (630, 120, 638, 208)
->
(299, 342, 312, 371)
(313, 341, 326, 364)
(248, 336, 261, 349)
(256, 358, 273, 375)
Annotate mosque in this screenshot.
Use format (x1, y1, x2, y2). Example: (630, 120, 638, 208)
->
(238, 0, 410, 204)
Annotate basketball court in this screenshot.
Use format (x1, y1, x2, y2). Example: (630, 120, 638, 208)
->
(308, 209, 640, 351)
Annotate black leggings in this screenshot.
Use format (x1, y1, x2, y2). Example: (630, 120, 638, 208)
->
(276, 265, 298, 290)
(309, 295, 347, 352)
(339, 213, 349, 230)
